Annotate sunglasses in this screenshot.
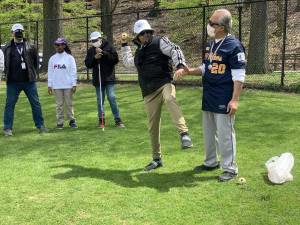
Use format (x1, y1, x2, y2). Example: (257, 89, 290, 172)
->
(55, 43, 65, 47)
(208, 20, 222, 27)
(91, 39, 100, 43)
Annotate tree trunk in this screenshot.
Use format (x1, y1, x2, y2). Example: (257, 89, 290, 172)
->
(100, 0, 113, 44)
(247, 1, 270, 74)
(42, 0, 63, 71)
(275, 0, 283, 36)
(296, 0, 300, 12)
(148, 0, 160, 17)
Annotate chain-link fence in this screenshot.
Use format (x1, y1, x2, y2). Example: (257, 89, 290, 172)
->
(0, 0, 299, 91)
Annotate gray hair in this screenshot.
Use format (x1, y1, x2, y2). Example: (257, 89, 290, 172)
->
(216, 9, 232, 33)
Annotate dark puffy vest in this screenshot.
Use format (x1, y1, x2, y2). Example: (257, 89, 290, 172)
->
(134, 36, 173, 97)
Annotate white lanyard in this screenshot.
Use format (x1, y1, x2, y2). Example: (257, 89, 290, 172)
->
(15, 43, 24, 61)
(208, 35, 228, 70)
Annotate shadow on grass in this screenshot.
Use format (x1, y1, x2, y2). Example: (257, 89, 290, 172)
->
(261, 172, 277, 186)
(52, 164, 217, 192)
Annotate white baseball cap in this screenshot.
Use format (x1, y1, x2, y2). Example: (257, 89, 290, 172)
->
(11, 23, 24, 32)
(133, 19, 153, 35)
(90, 31, 102, 41)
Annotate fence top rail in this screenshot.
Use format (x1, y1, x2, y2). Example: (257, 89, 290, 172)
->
(0, 0, 278, 26)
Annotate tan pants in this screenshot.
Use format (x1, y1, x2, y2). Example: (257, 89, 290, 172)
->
(144, 83, 188, 159)
(54, 89, 75, 125)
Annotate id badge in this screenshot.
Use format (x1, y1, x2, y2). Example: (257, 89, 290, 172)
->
(21, 62, 26, 70)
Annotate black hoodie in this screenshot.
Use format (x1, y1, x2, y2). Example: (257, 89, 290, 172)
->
(85, 39, 119, 86)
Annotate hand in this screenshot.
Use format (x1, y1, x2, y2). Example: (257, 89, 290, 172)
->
(95, 48, 103, 59)
(121, 32, 129, 44)
(48, 87, 53, 95)
(227, 99, 239, 116)
(72, 86, 76, 94)
(173, 67, 189, 81)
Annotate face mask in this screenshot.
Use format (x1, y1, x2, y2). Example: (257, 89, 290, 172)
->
(15, 31, 23, 39)
(92, 40, 102, 48)
(207, 24, 215, 38)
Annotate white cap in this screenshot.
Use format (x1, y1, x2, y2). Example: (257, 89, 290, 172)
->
(11, 23, 24, 32)
(133, 19, 153, 35)
(90, 31, 102, 41)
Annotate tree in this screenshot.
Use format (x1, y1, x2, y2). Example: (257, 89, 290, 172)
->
(42, 0, 63, 71)
(99, 0, 120, 44)
(296, 0, 300, 12)
(275, 0, 283, 36)
(247, 0, 270, 74)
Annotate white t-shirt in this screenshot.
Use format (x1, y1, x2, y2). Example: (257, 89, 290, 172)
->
(0, 49, 4, 72)
(48, 51, 77, 89)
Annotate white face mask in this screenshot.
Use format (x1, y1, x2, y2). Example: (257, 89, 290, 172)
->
(207, 24, 215, 38)
(92, 40, 102, 48)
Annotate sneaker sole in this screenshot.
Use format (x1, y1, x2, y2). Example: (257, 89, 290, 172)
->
(144, 164, 162, 172)
(182, 144, 193, 149)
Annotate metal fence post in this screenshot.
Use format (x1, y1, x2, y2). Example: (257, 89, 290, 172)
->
(238, 5, 242, 41)
(0, 24, 2, 47)
(86, 16, 89, 81)
(35, 21, 40, 79)
(281, 0, 288, 87)
(202, 6, 206, 61)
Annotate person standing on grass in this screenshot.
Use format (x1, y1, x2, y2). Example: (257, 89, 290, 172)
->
(2, 23, 48, 136)
(48, 37, 78, 129)
(120, 19, 193, 172)
(174, 9, 246, 182)
(85, 31, 125, 128)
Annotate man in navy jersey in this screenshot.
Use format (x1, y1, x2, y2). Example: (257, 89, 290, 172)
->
(174, 9, 246, 181)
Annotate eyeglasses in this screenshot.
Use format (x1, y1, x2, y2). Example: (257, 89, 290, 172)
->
(208, 20, 221, 27)
(55, 44, 65, 47)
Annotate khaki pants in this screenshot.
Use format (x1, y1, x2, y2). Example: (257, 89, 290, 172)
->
(54, 89, 75, 125)
(144, 83, 188, 160)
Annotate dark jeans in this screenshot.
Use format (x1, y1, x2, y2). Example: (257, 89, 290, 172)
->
(3, 82, 45, 130)
(95, 84, 121, 120)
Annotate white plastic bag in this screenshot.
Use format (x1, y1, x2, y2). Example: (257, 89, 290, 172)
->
(265, 152, 294, 184)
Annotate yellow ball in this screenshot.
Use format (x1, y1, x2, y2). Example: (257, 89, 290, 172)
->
(237, 177, 246, 185)
(121, 33, 128, 39)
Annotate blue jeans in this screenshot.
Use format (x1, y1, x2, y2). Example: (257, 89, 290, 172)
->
(3, 82, 45, 130)
(95, 84, 121, 120)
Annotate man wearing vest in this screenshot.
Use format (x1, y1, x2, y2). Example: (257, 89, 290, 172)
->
(174, 9, 246, 181)
(121, 19, 193, 172)
(2, 24, 48, 136)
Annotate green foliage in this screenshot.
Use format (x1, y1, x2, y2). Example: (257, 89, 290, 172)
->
(159, 0, 227, 9)
(0, 0, 97, 44)
(0, 0, 42, 44)
(0, 83, 299, 225)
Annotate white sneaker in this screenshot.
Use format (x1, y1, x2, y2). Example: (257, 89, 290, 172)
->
(4, 129, 13, 136)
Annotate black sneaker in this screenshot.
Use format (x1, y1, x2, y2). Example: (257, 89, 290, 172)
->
(219, 171, 237, 182)
(194, 163, 220, 173)
(56, 124, 63, 129)
(69, 120, 78, 129)
(115, 121, 125, 128)
(144, 159, 163, 172)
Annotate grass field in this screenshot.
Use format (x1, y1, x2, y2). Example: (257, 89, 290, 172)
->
(0, 82, 299, 225)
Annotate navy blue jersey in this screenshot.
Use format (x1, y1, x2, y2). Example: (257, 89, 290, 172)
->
(202, 35, 246, 114)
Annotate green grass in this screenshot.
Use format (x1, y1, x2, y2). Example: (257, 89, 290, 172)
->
(0, 83, 299, 225)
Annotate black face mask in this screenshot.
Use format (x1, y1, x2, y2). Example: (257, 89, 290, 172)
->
(15, 31, 23, 39)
